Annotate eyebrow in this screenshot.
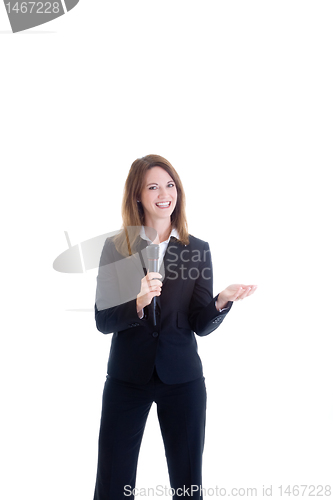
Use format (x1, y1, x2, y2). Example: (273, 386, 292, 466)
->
(147, 180, 174, 187)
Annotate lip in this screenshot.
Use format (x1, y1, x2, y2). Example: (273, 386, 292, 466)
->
(155, 201, 172, 209)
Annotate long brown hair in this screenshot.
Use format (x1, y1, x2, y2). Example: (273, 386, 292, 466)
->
(114, 154, 189, 256)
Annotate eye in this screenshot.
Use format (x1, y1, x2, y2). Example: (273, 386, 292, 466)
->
(167, 182, 175, 188)
(148, 186, 157, 190)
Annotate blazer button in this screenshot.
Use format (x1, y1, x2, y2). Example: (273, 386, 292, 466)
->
(152, 332, 159, 337)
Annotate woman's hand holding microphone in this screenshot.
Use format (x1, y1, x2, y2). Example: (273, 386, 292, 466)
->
(136, 272, 163, 316)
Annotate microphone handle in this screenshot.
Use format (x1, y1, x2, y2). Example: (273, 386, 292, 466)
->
(151, 258, 158, 327)
(146, 244, 160, 327)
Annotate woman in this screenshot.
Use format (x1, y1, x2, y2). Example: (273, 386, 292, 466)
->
(93, 154, 256, 499)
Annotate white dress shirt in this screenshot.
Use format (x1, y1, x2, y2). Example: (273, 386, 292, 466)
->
(139, 226, 181, 271)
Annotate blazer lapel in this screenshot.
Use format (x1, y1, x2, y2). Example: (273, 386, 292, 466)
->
(162, 236, 184, 288)
(131, 237, 149, 275)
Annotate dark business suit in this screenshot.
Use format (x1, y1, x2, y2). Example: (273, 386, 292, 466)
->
(93, 233, 232, 499)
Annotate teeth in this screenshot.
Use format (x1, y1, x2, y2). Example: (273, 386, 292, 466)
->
(156, 202, 170, 207)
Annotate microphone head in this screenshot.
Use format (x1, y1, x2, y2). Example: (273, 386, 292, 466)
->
(146, 244, 159, 260)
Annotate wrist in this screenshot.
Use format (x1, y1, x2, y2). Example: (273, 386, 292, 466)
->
(136, 296, 144, 313)
(216, 294, 228, 311)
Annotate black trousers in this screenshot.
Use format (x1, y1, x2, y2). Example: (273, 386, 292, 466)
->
(93, 366, 207, 499)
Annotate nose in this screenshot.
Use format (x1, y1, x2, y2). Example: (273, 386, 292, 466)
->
(158, 186, 168, 197)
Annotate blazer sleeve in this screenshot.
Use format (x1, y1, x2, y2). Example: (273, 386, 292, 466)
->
(188, 241, 232, 337)
(94, 237, 146, 334)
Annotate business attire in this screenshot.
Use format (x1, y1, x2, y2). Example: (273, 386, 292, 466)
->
(93, 229, 232, 499)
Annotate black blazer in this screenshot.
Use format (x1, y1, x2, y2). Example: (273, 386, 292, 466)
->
(94, 234, 232, 384)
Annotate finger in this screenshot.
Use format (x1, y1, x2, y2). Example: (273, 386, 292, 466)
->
(235, 286, 244, 299)
(238, 285, 256, 300)
(147, 279, 162, 290)
(144, 290, 161, 306)
(247, 285, 257, 296)
(148, 289, 162, 300)
(147, 278, 162, 289)
(147, 272, 162, 280)
(148, 279, 163, 288)
(239, 290, 250, 300)
(243, 285, 257, 296)
(144, 274, 162, 285)
(240, 286, 253, 299)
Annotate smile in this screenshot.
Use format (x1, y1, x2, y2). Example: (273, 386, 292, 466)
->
(155, 202, 171, 208)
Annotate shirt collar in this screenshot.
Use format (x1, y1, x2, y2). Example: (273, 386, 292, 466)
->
(139, 226, 180, 244)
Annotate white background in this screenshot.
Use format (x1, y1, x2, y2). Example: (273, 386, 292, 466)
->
(1, 1, 332, 499)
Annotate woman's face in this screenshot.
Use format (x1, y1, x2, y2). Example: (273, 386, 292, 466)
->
(140, 166, 177, 225)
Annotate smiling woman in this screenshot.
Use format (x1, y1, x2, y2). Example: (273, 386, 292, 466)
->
(139, 167, 178, 240)
(114, 155, 189, 256)
(92, 154, 257, 500)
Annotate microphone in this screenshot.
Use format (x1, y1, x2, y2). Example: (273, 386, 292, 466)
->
(146, 244, 160, 326)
